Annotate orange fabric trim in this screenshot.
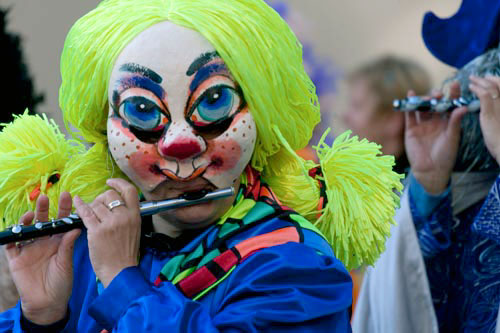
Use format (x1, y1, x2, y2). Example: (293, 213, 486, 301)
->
(29, 184, 41, 201)
(235, 226, 300, 259)
(316, 197, 324, 219)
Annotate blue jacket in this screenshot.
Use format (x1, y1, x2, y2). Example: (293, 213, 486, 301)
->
(409, 174, 500, 332)
(0, 216, 352, 332)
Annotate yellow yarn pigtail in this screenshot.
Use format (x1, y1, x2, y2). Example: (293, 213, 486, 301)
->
(314, 130, 403, 270)
(263, 126, 320, 220)
(265, 127, 403, 270)
(0, 113, 84, 228)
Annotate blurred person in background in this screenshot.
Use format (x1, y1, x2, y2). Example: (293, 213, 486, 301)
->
(343, 56, 431, 176)
(343, 57, 431, 315)
(0, 7, 43, 312)
(353, 0, 500, 331)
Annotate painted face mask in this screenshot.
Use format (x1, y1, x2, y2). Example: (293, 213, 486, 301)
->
(107, 22, 257, 197)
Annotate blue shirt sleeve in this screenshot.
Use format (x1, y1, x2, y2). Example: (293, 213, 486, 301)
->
(88, 242, 352, 332)
(0, 303, 24, 333)
(408, 173, 453, 258)
(472, 175, 500, 245)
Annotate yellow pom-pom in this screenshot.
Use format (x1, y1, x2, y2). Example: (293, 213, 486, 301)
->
(0, 112, 84, 228)
(314, 130, 404, 270)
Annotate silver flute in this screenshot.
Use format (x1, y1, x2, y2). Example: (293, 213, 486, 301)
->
(393, 96, 481, 113)
(0, 187, 235, 245)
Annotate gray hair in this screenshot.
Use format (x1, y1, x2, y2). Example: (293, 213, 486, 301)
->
(445, 46, 500, 172)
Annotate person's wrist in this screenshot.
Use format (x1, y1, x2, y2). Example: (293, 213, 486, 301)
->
(412, 170, 450, 195)
(22, 303, 68, 325)
(98, 262, 137, 288)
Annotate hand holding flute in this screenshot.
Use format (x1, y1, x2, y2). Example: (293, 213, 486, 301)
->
(3, 178, 235, 325)
(5, 192, 81, 325)
(399, 75, 500, 191)
(403, 82, 469, 195)
(0, 186, 234, 245)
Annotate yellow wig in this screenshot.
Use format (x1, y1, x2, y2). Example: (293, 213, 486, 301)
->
(0, 0, 402, 269)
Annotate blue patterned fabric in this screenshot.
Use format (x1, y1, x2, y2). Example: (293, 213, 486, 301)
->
(409, 175, 500, 332)
(473, 179, 500, 244)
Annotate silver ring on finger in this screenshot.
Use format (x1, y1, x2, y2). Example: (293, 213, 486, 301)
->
(107, 200, 126, 211)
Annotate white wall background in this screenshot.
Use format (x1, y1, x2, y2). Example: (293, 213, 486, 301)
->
(2, 0, 460, 131)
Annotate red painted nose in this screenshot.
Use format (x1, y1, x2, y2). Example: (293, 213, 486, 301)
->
(158, 139, 202, 160)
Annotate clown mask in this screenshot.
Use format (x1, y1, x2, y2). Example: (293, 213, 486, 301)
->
(107, 22, 257, 227)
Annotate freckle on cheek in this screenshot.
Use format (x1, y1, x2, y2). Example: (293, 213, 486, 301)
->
(206, 139, 242, 175)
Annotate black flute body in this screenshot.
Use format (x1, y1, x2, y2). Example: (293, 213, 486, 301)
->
(0, 187, 235, 245)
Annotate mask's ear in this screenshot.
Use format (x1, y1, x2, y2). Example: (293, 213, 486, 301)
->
(0, 112, 84, 227)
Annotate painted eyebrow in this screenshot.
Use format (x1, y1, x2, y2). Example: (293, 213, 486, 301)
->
(186, 51, 220, 76)
(112, 75, 166, 107)
(119, 63, 163, 84)
(189, 63, 230, 93)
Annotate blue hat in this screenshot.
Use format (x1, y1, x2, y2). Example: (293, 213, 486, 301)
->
(422, 0, 500, 68)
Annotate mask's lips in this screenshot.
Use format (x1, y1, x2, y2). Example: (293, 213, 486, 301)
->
(159, 163, 209, 182)
(149, 162, 218, 200)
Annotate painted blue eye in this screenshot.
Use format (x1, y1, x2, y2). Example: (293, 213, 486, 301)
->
(195, 86, 237, 123)
(120, 96, 165, 131)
